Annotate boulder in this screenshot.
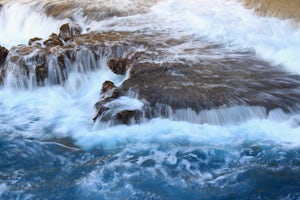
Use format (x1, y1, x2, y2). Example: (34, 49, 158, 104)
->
(107, 58, 131, 75)
(28, 37, 43, 46)
(115, 110, 142, 125)
(0, 45, 8, 67)
(59, 23, 82, 41)
(43, 33, 63, 47)
(94, 58, 300, 124)
(101, 80, 116, 94)
(93, 85, 120, 122)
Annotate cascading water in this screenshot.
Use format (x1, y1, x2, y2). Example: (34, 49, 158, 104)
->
(0, 0, 300, 199)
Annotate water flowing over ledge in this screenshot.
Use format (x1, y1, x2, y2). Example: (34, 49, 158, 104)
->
(0, 0, 300, 199)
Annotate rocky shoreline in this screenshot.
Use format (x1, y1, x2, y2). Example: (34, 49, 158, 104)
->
(1, 19, 300, 126)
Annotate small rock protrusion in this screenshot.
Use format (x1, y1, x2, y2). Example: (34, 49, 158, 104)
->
(101, 80, 116, 94)
(43, 33, 63, 47)
(59, 23, 82, 42)
(28, 37, 43, 46)
(107, 58, 131, 75)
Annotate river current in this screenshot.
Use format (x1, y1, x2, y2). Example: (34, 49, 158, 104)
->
(0, 0, 300, 199)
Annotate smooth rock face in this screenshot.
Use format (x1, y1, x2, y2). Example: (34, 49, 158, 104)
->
(94, 56, 300, 125)
(116, 61, 300, 116)
(242, 0, 300, 22)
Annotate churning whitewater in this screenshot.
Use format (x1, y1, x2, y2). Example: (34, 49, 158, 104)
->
(0, 0, 300, 199)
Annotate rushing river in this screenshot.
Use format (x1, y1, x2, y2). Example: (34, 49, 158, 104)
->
(0, 0, 300, 199)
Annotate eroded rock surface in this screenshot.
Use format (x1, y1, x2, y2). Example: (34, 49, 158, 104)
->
(94, 54, 300, 125)
(0, 25, 141, 87)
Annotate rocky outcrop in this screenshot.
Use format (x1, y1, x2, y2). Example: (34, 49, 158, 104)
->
(43, 33, 63, 47)
(59, 23, 82, 42)
(101, 80, 117, 94)
(93, 80, 142, 125)
(0, 46, 8, 67)
(28, 37, 43, 46)
(0, 25, 141, 87)
(94, 56, 300, 125)
(241, 0, 300, 22)
(107, 58, 131, 75)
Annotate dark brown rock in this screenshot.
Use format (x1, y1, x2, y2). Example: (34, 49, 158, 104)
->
(43, 33, 63, 47)
(28, 37, 43, 46)
(35, 64, 47, 85)
(101, 80, 116, 94)
(0, 45, 8, 67)
(107, 58, 131, 75)
(115, 110, 142, 125)
(119, 60, 300, 115)
(59, 23, 82, 41)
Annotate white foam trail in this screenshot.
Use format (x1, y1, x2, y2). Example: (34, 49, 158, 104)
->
(76, 116, 300, 150)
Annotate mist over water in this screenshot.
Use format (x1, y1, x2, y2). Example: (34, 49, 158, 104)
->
(0, 0, 300, 199)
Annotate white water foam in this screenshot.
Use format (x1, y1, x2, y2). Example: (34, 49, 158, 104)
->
(1, 0, 300, 74)
(85, 0, 300, 74)
(0, 1, 67, 48)
(1, 78, 299, 150)
(0, 0, 300, 151)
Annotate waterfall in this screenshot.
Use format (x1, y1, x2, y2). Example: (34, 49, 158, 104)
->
(0, 0, 300, 199)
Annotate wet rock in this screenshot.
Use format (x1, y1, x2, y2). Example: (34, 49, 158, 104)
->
(0, 45, 8, 67)
(93, 87, 121, 122)
(107, 58, 131, 75)
(59, 23, 82, 41)
(94, 59, 300, 124)
(101, 80, 116, 94)
(1, 31, 141, 88)
(43, 33, 63, 47)
(115, 110, 142, 125)
(28, 37, 43, 46)
(35, 64, 47, 85)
